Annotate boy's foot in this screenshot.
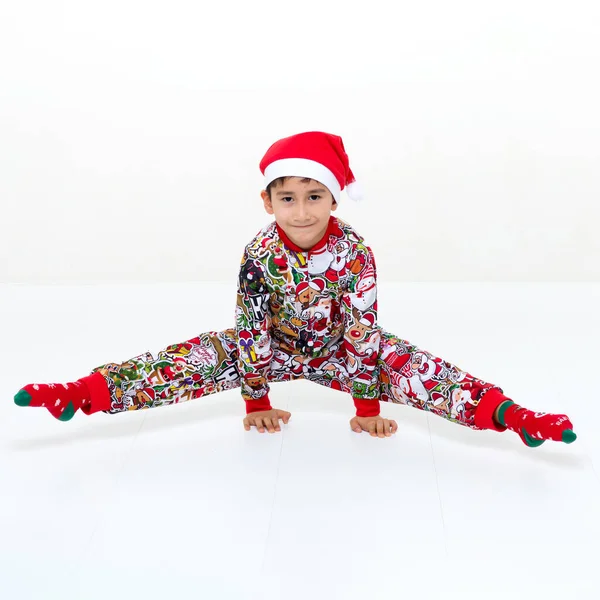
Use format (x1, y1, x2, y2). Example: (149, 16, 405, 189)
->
(496, 400, 576, 447)
(14, 378, 95, 421)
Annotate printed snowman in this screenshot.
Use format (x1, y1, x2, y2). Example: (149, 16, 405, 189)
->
(307, 245, 334, 275)
(349, 262, 377, 312)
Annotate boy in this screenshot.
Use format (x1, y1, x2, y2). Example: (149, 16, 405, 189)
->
(14, 131, 576, 447)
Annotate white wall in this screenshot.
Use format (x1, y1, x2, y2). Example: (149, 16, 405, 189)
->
(1, 0, 598, 283)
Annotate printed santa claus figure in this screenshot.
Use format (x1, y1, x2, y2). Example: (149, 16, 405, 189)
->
(271, 349, 304, 376)
(322, 240, 351, 283)
(312, 297, 333, 335)
(410, 351, 440, 396)
(304, 355, 339, 379)
(447, 385, 473, 419)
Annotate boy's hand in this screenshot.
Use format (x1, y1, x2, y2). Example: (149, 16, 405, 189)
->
(350, 415, 398, 438)
(244, 409, 291, 433)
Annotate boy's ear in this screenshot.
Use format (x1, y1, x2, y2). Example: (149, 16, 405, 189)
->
(261, 190, 274, 215)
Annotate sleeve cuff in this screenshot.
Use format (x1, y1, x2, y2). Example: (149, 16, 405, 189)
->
(353, 397, 380, 418)
(245, 394, 272, 414)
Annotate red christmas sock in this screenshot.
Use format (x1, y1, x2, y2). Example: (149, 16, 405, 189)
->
(497, 400, 576, 447)
(14, 373, 110, 421)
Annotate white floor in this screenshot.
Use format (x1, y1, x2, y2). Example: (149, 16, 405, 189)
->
(1, 282, 599, 600)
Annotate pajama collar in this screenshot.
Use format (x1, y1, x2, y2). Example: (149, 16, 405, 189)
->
(275, 216, 342, 254)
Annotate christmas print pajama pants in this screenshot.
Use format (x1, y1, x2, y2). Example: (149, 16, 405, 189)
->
(89, 326, 505, 431)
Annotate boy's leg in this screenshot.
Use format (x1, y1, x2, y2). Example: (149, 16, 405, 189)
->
(14, 329, 241, 420)
(375, 328, 575, 446)
(303, 329, 575, 447)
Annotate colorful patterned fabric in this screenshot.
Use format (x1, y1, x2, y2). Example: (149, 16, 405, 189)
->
(235, 215, 380, 415)
(89, 216, 503, 427)
(90, 327, 501, 428)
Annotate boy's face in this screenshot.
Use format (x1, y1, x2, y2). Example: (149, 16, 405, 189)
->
(261, 177, 338, 250)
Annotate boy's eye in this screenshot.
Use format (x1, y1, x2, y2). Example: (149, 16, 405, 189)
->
(281, 195, 321, 202)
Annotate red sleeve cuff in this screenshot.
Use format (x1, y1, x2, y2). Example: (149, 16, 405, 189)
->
(245, 394, 272, 414)
(353, 397, 380, 418)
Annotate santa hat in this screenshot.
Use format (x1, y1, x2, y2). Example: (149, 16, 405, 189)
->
(310, 357, 329, 370)
(296, 279, 325, 294)
(245, 374, 263, 385)
(259, 131, 364, 203)
(355, 372, 372, 385)
(358, 313, 375, 328)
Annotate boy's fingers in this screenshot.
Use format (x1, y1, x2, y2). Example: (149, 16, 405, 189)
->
(368, 422, 377, 436)
(391, 420, 398, 433)
(255, 417, 265, 432)
(271, 418, 280, 431)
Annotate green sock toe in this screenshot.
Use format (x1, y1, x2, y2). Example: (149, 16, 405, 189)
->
(14, 390, 32, 407)
(522, 427, 545, 448)
(58, 401, 76, 422)
(562, 429, 577, 444)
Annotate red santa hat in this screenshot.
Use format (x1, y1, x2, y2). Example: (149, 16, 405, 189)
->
(310, 357, 330, 370)
(355, 372, 372, 385)
(259, 131, 364, 203)
(244, 374, 264, 385)
(358, 313, 375, 328)
(296, 279, 325, 294)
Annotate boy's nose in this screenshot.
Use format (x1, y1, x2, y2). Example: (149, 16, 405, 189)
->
(296, 202, 310, 221)
(294, 205, 310, 221)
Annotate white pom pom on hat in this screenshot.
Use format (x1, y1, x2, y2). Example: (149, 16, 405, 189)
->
(259, 131, 365, 204)
(345, 180, 364, 202)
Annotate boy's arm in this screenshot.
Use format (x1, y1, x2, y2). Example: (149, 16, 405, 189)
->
(235, 249, 274, 414)
(342, 243, 382, 418)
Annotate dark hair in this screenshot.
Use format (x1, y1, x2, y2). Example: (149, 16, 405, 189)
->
(266, 176, 337, 205)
